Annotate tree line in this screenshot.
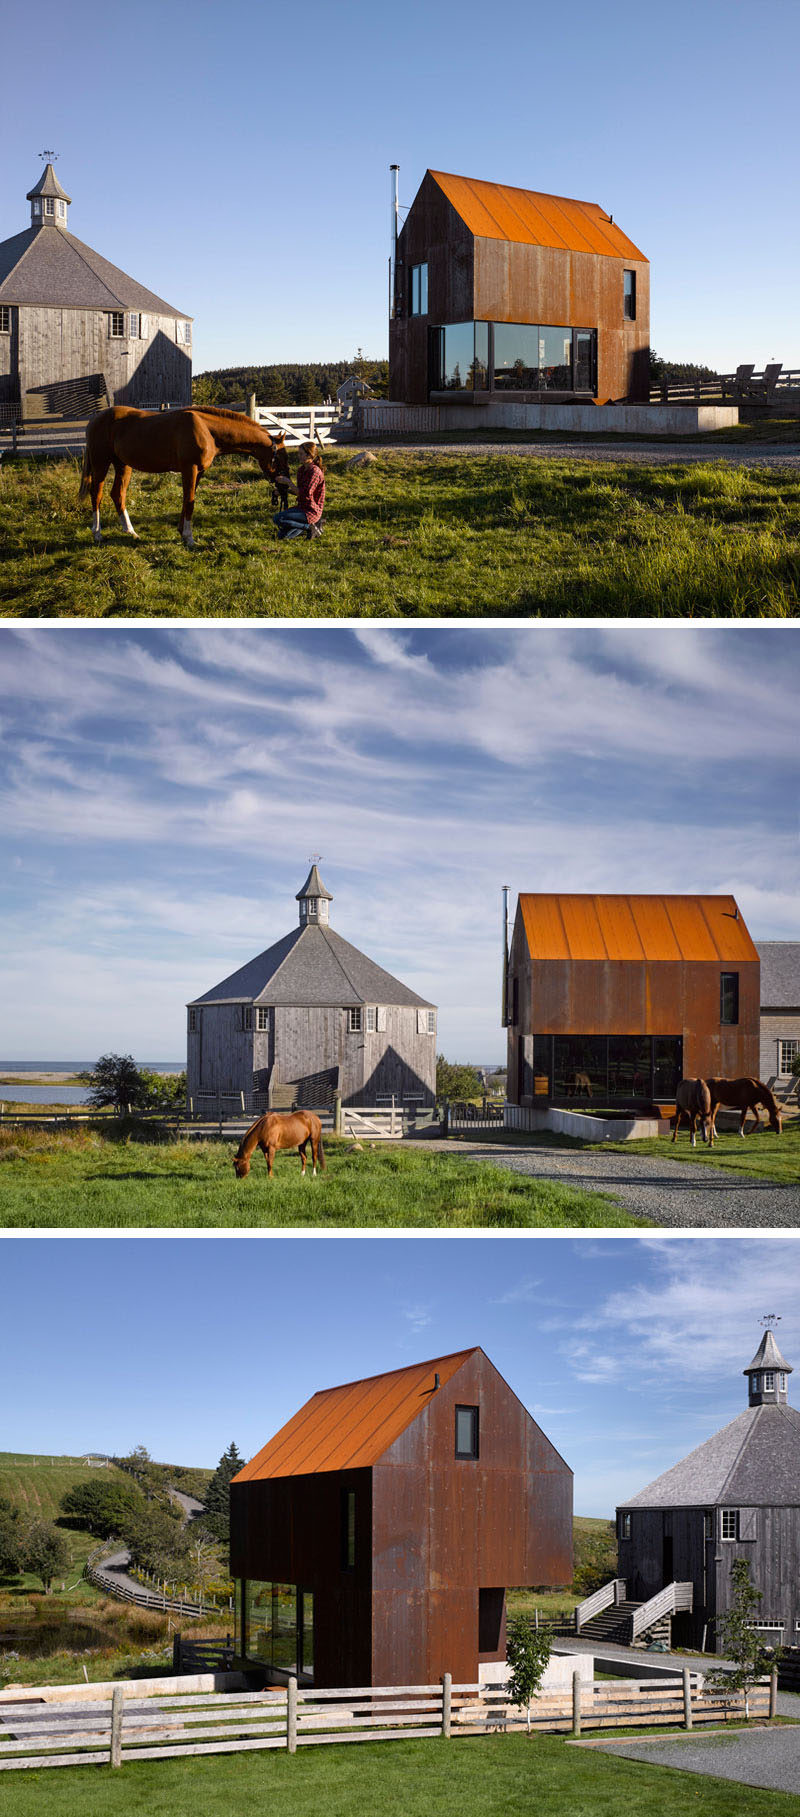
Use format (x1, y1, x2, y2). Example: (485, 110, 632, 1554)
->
(193, 353, 389, 409)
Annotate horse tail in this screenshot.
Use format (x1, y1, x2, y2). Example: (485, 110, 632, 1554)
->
(318, 1132, 326, 1170)
(78, 438, 92, 500)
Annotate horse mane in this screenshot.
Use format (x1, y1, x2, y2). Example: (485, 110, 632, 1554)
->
(757, 1082, 780, 1115)
(235, 1114, 267, 1159)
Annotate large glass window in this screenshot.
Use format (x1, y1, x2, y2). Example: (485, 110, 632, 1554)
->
(240, 1580, 307, 1673)
(530, 1034, 683, 1103)
(435, 321, 488, 390)
(539, 326, 572, 390)
(574, 330, 595, 391)
(609, 1036, 651, 1099)
(653, 1037, 683, 1097)
(553, 1037, 607, 1100)
(494, 323, 540, 389)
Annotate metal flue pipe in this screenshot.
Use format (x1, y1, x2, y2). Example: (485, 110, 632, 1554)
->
(389, 164, 400, 319)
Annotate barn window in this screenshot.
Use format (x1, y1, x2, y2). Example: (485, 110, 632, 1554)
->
(455, 1404, 479, 1459)
(108, 312, 125, 338)
(703, 1511, 713, 1540)
(341, 1488, 356, 1570)
(188, 1008, 197, 1031)
(256, 1007, 270, 1031)
(624, 270, 637, 320)
(720, 972, 739, 1024)
(241, 1006, 253, 1031)
(32, 198, 41, 216)
(763, 1372, 775, 1393)
(44, 197, 55, 218)
(57, 200, 66, 220)
(129, 313, 140, 338)
(0, 307, 9, 334)
(347, 1007, 362, 1033)
(178, 320, 192, 345)
(721, 1508, 739, 1540)
(618, 1512, 632, 1539)
(366, 1006, 376, 1032)
(410, 263, 428, 315)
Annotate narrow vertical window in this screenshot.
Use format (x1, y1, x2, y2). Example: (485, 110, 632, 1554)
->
(623, 270, 636, 320)
(455, 1404, 479, 1459)
(720, 973, 739, 1024)
(341, 1488, 356, 1569)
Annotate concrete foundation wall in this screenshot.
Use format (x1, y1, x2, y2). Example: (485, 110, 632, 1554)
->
(504, 1102, 663, 1140)
(360, 400, 738, 437)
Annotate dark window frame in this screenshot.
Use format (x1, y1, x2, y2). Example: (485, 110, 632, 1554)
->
(720, 972, 739, 1025)
(618, 1511, 632, 1539)
(410, 263, 429, 316)
(455, 1403, 479, 1460)
(624, 270, 637, 320)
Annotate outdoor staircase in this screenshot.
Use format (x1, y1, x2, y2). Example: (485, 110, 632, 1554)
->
(575, 1578, 692, 1649)
(577, 1599, 643, 1644)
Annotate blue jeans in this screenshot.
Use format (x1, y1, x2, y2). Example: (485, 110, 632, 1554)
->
(273, 507, 310, 541)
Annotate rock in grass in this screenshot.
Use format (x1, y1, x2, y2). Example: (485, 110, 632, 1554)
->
(347, 451, 377, 468)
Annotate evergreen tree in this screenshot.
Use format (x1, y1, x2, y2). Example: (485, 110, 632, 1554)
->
(203, 1442, 244, 1545)
(0, 1494, 23, 1575)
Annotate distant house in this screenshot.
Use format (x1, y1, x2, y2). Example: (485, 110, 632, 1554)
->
(0, 163, 192, 419)
(756, 943, 800, 1083)
(337, 375, 373, 407)
(617, 1330, 800, 1653)
(230, 1346, 573, 1687)
(186, 865, 436, 1112)
(504, 893, 761, 1111)
(390, 168, 649, 406)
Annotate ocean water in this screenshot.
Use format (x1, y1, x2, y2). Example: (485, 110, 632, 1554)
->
(0, 1062, 184, 1108)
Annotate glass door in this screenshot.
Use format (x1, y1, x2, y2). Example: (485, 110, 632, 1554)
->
(298, 1589, 314, 1680)
(574, 330, 596, 393)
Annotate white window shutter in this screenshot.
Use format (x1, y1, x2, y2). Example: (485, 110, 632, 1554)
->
(417, 1008, 426, 1034)
(140, 315, 149, 339)
(377, 1006, 387, 1032)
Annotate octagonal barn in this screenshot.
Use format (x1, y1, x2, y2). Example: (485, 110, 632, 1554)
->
(0, 163, 192, 420)
(390, 167, 649, 406)
(617, 1330, 800, 1652)
(187, 866, 436, 1112)
(230, 1346, 573, 1687)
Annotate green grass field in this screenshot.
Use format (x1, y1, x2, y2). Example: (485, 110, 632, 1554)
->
(602, 1121, 800, 1184)
(0, 1127, 643, 1229)
(3, 447, 800, 617)
(0, 1732, 795, 1817)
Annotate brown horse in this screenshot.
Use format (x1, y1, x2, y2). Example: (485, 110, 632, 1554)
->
(707, 1078, 783, 1137)
(79, 405, 278, 548)
(233, 1110, 326, 1179)
(672, 1078, 713, 1147)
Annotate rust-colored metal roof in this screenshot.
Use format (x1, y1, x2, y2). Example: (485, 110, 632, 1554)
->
(518, 895, 759, 964)
(429, 170, 647, 262)
(233, 1349, 478, 1481)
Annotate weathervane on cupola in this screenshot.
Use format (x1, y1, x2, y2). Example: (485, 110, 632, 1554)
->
(744, 1317, 792, 1407)
(296, 860, 333, 927)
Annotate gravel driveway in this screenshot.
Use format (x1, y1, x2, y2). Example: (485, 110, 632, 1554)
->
(598, 1713, 800, 1795)
(367, 440, 800, 471)
(421, 1140, 799, 1227)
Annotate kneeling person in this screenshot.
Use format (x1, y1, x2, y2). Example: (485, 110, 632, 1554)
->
(273, 442, 325, 540)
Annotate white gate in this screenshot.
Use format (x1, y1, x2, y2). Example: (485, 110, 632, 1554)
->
(341, 1105, 403, 1140)
(253, 404, 342, 446)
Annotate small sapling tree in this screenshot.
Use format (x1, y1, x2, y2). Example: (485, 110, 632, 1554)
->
(709, 1558, 780, 1719)
(506, 1615, 551, 1733)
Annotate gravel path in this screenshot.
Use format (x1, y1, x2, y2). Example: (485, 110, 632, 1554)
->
(598, 1713, 800, 1795)
(413, 1140, 799, 1227)
(367, 440, 800, 470)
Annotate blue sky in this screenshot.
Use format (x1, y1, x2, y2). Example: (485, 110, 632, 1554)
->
(1, 623, 797, 1062)
(3, 1234, 799, 1514)
(2, 0, 799, 371)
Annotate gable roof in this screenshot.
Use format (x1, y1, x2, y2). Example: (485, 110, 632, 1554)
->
(0, 222, 188, 313)
(516, 894, 759, 965)
(234, 1349, 478, 1480)
(619, 1402, 800, 1509)
(428, 169, 647, 262)
(189, 921, 432, 1009)
(756, 943, 800, 1008)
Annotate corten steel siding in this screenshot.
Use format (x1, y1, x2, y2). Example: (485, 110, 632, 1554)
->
(229, 1470, 373, 1687)
(370, 1352, 572, 1684)
(390, 173, 474, 404)
(473, 240, 649, 401)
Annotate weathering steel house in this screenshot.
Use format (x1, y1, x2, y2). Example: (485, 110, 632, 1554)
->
(186, 866, 436, 1113)
(504, 892, 761, 1112)
(389, 168, 649, 407)
(230, 1347, 573, 1687)
(0, 163, 192, 420)
(616, 1330, 800, 1653)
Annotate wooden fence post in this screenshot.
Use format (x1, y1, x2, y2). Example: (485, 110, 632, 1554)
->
(333, 1091, 342, 1137)
(441, 1672, 451, 1738)
(770, 1668, 778, 1719)
(572, 1669, 582, 1738)
(110, 1685, 124, 1767)
(682, 1668, 692, 1730)
(287, 1675, 297, 1753)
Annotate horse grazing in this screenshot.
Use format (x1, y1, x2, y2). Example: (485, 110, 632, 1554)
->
(707, 1078, 783, 1137)
(233, 1110, 326, 1179)
(672, 1078, 713, 1147)
(79, 405, 278, 548)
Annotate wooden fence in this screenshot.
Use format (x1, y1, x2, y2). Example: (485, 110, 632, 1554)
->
(0, 1671, 774, 1773)
(84, 1550, 215, 1620)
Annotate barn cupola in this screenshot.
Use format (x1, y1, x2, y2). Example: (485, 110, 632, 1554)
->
(296, 863, 333, 927)
(27, 163, 71, 230)
(744, 1328, 792, 1407)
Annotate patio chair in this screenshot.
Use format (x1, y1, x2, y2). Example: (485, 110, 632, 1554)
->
(745, 362, 783, 401)
(720, 363, 755, 399)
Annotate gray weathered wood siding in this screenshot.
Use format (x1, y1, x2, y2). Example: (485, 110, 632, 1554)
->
(716, 1505, 800, 1634)
(0, 308, 17, 398)
(618, 1508, 711, 1646)
(15, 305, 191, 408)
(619, 1502, 800, 1649)
(187, 1001, 435, 1107)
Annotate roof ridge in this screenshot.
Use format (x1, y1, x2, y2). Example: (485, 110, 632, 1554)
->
(256, 923, 306, 999)
(717, 1404, 762, 1501)
(319, 923, 368, 999)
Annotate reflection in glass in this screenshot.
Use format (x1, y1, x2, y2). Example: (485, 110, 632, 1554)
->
(574, 331, 595, 391)
(439, 322, 479, 390)
(653, 1038, 682, 1097)
(609, 1036, 651, 1099)
(494, 322, 540, 389)
(272, 1584, 297, 1669)
(539, 326, 572, 390)
(553, 1036, 606, 1099)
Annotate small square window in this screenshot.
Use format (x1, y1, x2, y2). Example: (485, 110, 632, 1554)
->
(623, 270, 636, 320)
(763, 1372, 775, 1392)
(455, 1404, 479, 1459)
(721, 1508, 739, 1540)
(108, 312, 125, 338)
(348, 1007, 362, 1033)
(720, 972, 739, 1025)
